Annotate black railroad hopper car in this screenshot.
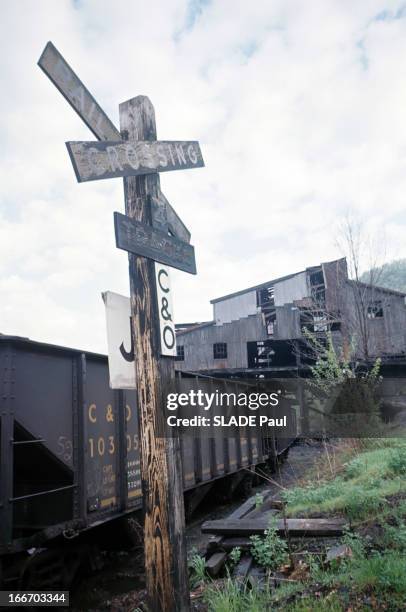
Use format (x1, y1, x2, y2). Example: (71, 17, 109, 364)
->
(0, 335, 296, 583)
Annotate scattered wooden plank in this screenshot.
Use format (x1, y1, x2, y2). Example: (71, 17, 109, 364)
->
(205, 552, 227, 577)
(268, 499, 285, 510)
(206, 535, 223, 553)
(220, 537, 252, 551)
(244, 505, 277, 521)
(247, 566, 266, 587)
(233, 555, 252, 580)
(226, 490, 273, 521)
(202, 518, 346, 537)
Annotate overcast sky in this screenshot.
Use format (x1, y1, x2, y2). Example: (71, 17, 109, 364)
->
(1, 0, 406, 353)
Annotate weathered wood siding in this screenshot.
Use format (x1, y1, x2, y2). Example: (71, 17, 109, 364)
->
(176, 314, 267, 371)
(213, 290, 258, 325)
(274, 305, 301, 340)
(338, 282, 406, 358)
(273, 272, 308, 307)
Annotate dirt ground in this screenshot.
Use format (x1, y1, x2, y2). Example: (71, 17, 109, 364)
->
(70, 440, 326, 611)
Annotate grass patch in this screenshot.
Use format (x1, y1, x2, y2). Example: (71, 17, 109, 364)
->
(202, 440, 406, 611)
(188, 549, 207, 588)
(282, 593, 344, 612)
(283, 438, 406, 521)
(203, 578, 274, 612)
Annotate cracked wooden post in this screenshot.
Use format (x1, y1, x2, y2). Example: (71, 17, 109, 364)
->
(119, 96, 190, 612)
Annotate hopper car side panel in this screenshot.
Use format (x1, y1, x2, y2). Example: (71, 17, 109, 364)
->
(0, 336, 296, 558)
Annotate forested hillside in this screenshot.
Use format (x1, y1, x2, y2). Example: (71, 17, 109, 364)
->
(361, 259, 406, 292)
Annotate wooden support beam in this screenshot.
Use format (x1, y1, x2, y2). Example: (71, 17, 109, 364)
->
(120, 96, 190, 612)
(206, 535, 223, 553)
(218, 537, 253, 551)
(226, 495, 257, 520)
(201, 518, 347, 537)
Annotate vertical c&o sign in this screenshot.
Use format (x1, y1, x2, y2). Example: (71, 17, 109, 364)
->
(154, 263, 176, 357)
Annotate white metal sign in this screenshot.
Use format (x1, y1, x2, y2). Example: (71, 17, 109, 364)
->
(102, 291, 136, 389)
(103, 271, 176, 387)
(154, 263, 177, 357)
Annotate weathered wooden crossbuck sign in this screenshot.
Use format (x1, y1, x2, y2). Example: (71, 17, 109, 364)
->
(39, 41, 203, 612)
(67, 139, 204, 182)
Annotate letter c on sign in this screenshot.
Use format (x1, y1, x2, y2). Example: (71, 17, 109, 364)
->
(158, 268, 170, 293)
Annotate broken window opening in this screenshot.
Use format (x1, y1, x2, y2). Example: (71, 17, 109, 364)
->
(267, 320, 275, 336)
(309, 269, 324, 286)
(367, 300, 383, 319)
(257, 285, 275, 308)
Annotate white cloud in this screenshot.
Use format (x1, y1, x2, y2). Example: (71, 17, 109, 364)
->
(1, 0, 406, 352)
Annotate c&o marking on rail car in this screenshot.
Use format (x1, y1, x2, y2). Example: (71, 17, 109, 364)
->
(87, 402, 133, 423)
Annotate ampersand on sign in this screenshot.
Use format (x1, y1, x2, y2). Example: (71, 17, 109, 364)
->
(161, 297, 172, 321)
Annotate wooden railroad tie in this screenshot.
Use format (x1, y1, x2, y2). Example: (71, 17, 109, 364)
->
(202, 517, 347, 537)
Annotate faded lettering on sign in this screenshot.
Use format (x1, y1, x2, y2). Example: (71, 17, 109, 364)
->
(114, 212, 196, 275)
(66, 140, 204, 182)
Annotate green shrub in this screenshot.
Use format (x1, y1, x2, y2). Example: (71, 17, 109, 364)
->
(254, 493, 264, 509)
(344, 487, 386, 520)
(380, 522, 406, 552)
(249, 518, 288, 570)
(344, 456, 364, 479)
(228, 546, 242, 567)
(388, 447, 406, 475)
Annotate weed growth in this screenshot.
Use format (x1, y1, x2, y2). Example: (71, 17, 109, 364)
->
(249, 518, 288, 570)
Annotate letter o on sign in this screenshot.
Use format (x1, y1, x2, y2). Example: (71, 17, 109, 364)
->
(163, 325, 175, 350)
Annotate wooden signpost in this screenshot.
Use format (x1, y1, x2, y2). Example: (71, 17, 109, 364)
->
(39, 42, 204, 612)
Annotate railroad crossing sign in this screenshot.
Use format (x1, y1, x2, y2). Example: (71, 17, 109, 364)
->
(38, 41, 193, 245)
(39, 41, 203, 612)
(66, 139, 204, 182)
(38, 41, 120, 140)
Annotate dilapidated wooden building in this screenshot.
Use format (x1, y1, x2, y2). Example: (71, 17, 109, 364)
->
(175, 258, 406, 376)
